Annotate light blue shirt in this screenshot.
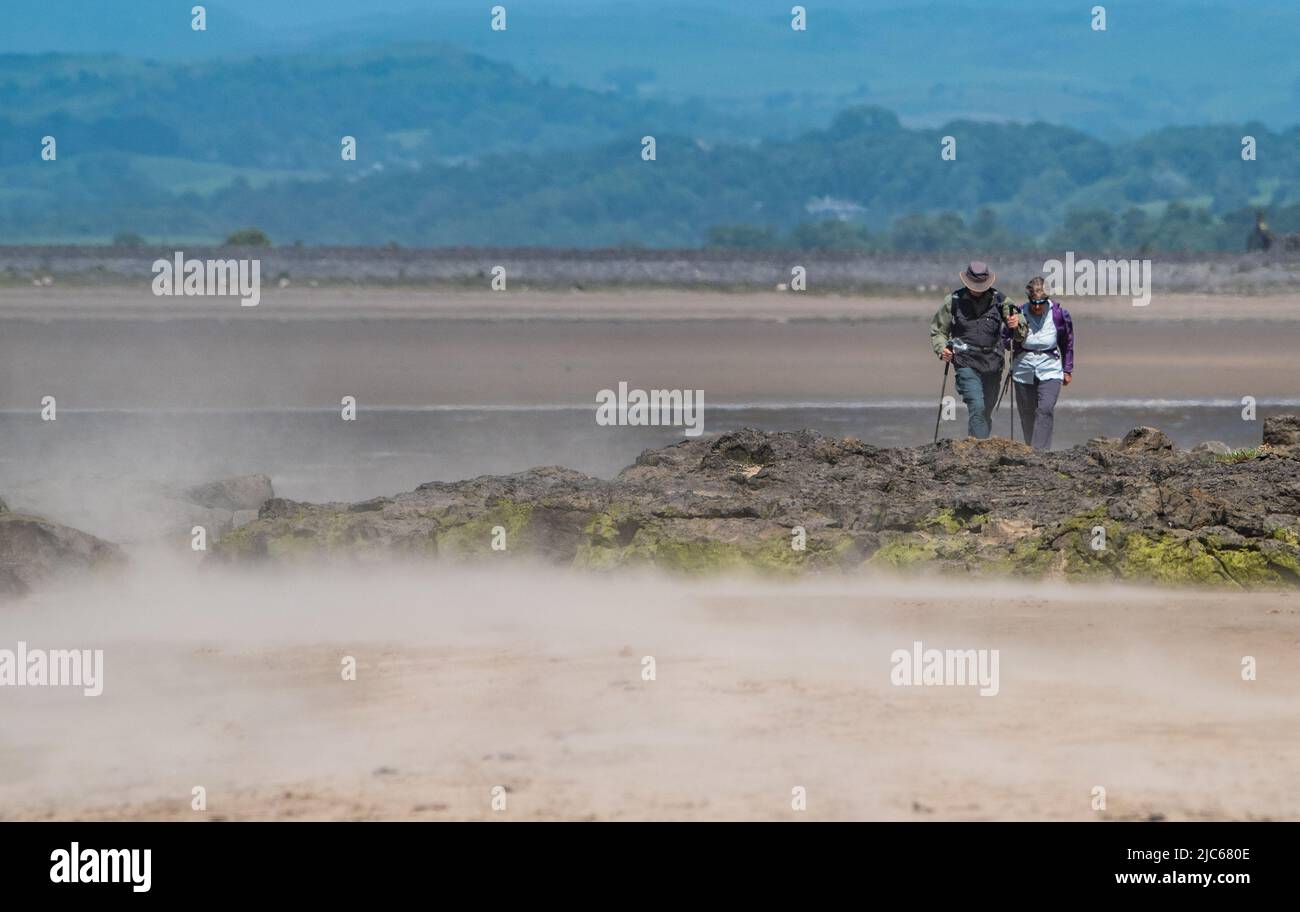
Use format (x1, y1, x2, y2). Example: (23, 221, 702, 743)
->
(1013, 306, 1065, 384)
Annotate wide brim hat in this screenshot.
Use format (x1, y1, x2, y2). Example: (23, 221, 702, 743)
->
(959, 260, 996, 293)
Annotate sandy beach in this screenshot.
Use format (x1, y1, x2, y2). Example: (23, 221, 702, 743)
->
(3, 561, 1297, 822)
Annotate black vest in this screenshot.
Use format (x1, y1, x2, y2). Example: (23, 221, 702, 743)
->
(950, 288, 1005, 373)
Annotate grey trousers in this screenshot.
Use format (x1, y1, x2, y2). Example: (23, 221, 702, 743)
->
(1013, 376, 1062, 450)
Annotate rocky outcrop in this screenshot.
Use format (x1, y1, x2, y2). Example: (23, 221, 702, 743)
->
(0, 513, 124, 596)
(1264, 414, 1300, 455)
(2, 473, 275, 545)
(209, 417, 1300, 589)
(184, 474, 275, 513)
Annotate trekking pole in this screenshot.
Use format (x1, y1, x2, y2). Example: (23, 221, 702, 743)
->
(932, 360, 950, 444)
(1009, 370, 1015, 442)
(993, 361, 1013, 413)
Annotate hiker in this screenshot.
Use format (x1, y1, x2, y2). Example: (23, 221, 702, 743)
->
(929, 261, 1022, 439)
(1004, 276, 1074, 450)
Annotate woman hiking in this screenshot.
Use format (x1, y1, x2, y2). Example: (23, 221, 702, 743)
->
(1005, 276, 1074, 450)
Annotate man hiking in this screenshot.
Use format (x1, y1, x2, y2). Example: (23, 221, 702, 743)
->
(929, 261, 1023, 439)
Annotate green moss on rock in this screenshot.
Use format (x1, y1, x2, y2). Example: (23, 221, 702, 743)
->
(1002, 537, 1057, 577)
(1258, 539, 1300, 577)
(435, 499, 534, 557)
(1214, 548, 1280, 586)
(1113, 532, 1285, 587)
(577, 512, 855, 576)
(1118, 533, 1221, 584)
(868, 534, 941, 570)
(1272, 526, 1300, 547)
(1054, 507, 1118, 578)
(920, 507, 988, 534)
(921, 508, 964, 534)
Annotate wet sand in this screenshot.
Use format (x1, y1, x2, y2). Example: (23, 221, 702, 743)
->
(3, 563, 1297, 822)
(1, 288, 1297, 408)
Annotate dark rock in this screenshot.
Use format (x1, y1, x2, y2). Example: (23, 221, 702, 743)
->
(184, 474, 274, 512)
(1120, 427, 1174, 454)
(1197, 526, 1247, 549)
(348, 499, 388, 513)
(1264, 414, 1300, 452)
(1, 477, 239, 545)
(0, 513, 125, 597)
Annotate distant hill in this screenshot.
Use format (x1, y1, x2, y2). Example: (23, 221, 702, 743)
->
(3, 101, 1296, 249)
(0, 46, 745, 168)
(2, 0, 1296, 139)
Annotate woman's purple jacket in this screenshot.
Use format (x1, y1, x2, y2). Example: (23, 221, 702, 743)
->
(1002, 299, 1074, 374)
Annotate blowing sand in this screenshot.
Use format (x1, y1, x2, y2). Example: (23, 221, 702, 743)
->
(3, 558, 1297, 822)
